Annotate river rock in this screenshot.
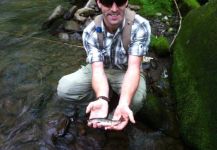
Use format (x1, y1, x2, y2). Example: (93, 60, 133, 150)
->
(64, 5, 78, 20)
(64, 20, 80, 31)
(74, 7, 95, 22)
(41, 5, 65, 29)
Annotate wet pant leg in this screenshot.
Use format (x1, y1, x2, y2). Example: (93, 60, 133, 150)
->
(57, 64, 94, 105)
(106, 69, 146, 114)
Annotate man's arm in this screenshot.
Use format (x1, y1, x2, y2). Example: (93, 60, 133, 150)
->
(86, 62, 110, 128)
(119, 55, 142, 106)
(105, 55, 142, 130)
(91, 62, 109, 98)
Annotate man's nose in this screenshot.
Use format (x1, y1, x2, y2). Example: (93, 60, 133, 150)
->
(111, 2, 118, 11)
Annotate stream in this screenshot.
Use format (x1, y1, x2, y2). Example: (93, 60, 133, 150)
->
(0, 0, 187, 149)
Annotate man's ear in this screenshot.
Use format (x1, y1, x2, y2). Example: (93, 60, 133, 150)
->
(126, 1, 129, 7)
(96, 0, 102, 8)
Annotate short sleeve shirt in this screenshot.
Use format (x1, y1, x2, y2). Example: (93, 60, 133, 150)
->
(82, 14, 151, 70)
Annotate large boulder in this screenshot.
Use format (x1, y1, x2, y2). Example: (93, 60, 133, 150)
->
(172, 1, 217, 150)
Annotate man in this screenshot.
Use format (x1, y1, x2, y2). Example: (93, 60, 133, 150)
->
(57, 0, 151, 130)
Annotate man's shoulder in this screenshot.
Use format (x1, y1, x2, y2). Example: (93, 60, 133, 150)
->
(82, 21, 98, 42)
(83, 21, 96, 34)
(134, 14, 150, 26)
(82, 21, 97, 43)
(131, 14, 151, 33)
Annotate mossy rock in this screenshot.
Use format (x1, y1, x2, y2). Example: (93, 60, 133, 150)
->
(137, 93, 179, 137)
(138, 94, 165, 128)
(178, 0, 200, 16)
(172, 1, 217, 150)
(150, 35, 170, 56)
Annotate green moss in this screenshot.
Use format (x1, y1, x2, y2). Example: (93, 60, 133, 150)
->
(146, 94, 162, 113)
(129, 0, 174, 16)
(178, 0, 200, 15)
(183, 0, 201, 8)
(150, 35, 170, 56)
(172, 1, 217, 149)
(140, 93, 165, 128)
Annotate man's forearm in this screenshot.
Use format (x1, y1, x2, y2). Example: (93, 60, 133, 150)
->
(119, 68, 140, 105)
(119, 56, 142, 106)
(92, 62, 109, 98)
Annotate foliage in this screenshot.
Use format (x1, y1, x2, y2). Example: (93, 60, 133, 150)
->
(129, 0, 174, 16)
(172, 1, 217, 150)
(150, 35, 170, 56)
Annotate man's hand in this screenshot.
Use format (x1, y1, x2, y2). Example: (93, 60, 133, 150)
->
(105, 104, 135, 130)
(86, 98, 108, 128)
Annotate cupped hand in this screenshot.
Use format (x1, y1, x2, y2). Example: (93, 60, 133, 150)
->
(105, 104, 135, 130)
(86, 98, 108, 128)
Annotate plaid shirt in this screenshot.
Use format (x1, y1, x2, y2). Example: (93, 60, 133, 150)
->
(82, 14, 151, 70)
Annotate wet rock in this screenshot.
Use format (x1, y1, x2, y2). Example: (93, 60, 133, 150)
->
(168, 27, 174, 33)
(42, 5, 65, 30)
(64, 5, 78, 20)
(58, 32, 70, 41)
(74, 8, 95, 22)
(155, 12, 162, 16)
(104, 130, 128, 149)
(84, 0, 96, 8)
(1, 117, 42, 150)
(69, 32, 82, 41)
(64, 20, 80, 31)
(44, 112, 106, 150)
(43, 113, 70, 146)
(138, 52, 180, 138)
(55, 115, 70, 137)
(152, 68, 170, 97)
(128, 4, 141, 11)
(127, 124, 184, 150)
(58, 32, 82, 41)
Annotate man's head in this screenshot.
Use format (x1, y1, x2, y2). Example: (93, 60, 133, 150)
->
(96, 0, 128, 32)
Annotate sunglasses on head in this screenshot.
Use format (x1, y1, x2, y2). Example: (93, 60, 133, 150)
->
(99, 0, 127, 7)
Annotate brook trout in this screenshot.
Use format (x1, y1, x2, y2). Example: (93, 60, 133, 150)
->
(87, 118, 121, 126)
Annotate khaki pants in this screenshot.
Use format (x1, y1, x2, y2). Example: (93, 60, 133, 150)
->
(57, 64, 146, 114)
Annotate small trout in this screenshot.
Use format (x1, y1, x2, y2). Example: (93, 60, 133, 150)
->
(87, 118, 121, 126)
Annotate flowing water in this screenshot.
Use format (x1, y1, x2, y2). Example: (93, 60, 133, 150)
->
(0, 0, 186, 149)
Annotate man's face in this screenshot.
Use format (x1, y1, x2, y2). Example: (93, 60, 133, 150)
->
(97, 0, 128, 31)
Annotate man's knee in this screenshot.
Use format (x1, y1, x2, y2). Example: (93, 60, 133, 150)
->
(57, 75, 81, 101)
(131, 79, 147, 114)
(57, 75, 72, 95)
(57, 90, 68, 100)
(57, 71, 93, 101)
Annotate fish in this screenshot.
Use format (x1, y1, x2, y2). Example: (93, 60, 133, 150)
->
(87, 118, 121, 126)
